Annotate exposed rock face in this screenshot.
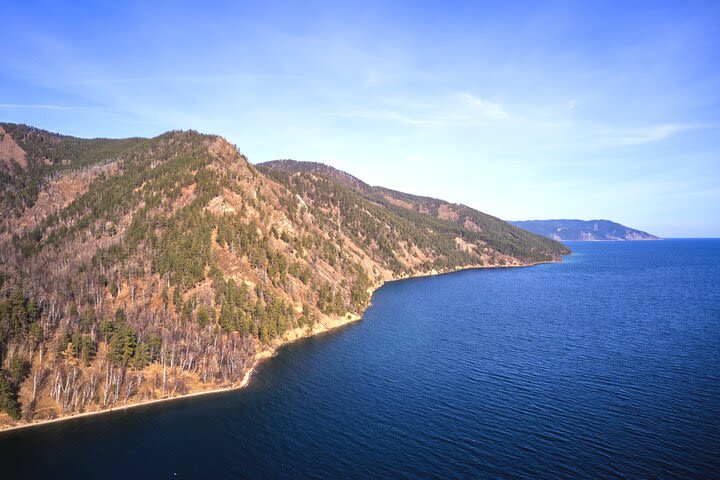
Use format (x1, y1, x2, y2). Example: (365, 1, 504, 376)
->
(0, 125, 28, 170)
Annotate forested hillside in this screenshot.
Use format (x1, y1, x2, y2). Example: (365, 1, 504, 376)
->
(0, 124, 568, 428)
(258, 160, 568, 265)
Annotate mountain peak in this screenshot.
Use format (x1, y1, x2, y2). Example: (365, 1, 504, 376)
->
(0, 125, 567, 428)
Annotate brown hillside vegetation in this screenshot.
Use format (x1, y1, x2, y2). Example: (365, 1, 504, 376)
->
(0, 123, 568, 429)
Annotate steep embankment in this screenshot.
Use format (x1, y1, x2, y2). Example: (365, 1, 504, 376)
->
(0, 124, 568, 430)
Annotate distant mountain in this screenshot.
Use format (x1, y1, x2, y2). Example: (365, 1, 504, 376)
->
(509, 219, 660, 241)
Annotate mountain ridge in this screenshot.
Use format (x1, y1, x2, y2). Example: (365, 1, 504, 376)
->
(0, 124, 568, 429)
(509, 219, 660, 241)
(258, 159, 567, 264)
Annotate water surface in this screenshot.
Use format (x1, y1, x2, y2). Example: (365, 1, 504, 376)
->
(1, 239, 719, 479)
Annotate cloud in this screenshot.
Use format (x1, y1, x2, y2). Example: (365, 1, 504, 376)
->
(459, 93, 510, 120)
(540, 123, 715, 151)
(0, 103, 74, 110)
(337, 110, 442, 126)
(612, 124, 697, 145)
(335, 92, 511, 128)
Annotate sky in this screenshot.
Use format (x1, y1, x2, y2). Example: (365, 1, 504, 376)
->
(2, 1, 719, 237)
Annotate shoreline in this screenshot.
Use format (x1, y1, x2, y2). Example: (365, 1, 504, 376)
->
(0, 311, 363, 435)
(0, 258, 561, 434)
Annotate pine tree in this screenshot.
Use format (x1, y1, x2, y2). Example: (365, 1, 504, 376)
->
(0, 373, 20, 420)
(131, 342, 151, 369)
(109, 326, 137, 364)
(79, 336, 96, 366)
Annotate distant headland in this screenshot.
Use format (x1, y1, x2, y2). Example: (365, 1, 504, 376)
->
(509, 219, 660, 241)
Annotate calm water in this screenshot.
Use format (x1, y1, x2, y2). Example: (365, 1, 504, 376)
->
(1, 239, 719, 479)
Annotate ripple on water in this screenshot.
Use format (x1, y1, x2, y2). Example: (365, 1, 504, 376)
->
(1, 240, 719, 480)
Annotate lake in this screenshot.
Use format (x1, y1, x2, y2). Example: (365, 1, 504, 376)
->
(1, 239, 719, 479)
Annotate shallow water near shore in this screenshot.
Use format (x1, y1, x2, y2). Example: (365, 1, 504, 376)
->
(1, 239, 719, 479)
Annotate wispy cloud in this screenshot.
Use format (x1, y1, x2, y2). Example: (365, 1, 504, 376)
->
(611, 123, 699, 146)
(539, 123, 716, 151)
(335, 92, 511, 127)
(459, 93, 510, 120)
(0, 103, 75, 110)
(337, 110, 442, 126)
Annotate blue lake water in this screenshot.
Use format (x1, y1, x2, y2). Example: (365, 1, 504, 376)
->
(1, 239, 719, 479)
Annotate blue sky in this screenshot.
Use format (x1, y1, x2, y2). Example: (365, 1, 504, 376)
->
(2, 1, 719, 237)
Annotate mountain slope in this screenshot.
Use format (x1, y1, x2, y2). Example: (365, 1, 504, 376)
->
(0, 124, 568, 428)
(258, 160, 569, 266)
(509, 219, 660, 241)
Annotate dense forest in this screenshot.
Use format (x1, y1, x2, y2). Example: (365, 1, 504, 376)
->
(0, 123, 568, 427)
